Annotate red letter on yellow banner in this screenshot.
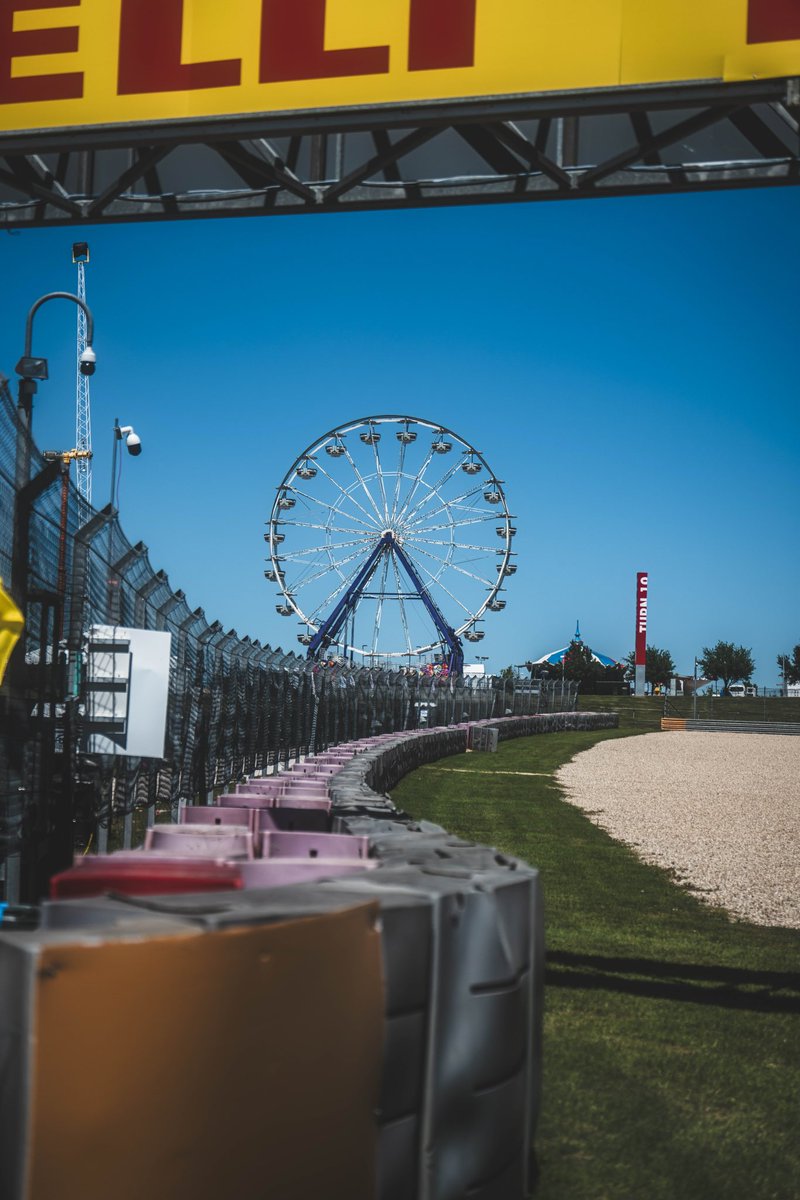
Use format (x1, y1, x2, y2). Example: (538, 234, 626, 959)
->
(260, 0, 389, 82)
(408, 0, 477, 71)
(748, 0, 800, 43)
(118, 0, 241, 95)
(0, 0, 82, 104)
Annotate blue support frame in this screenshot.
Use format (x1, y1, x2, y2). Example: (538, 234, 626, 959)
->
(307, 536, 388, 660)
(391, 539, 463, 676)
(307, 533, 464, 675)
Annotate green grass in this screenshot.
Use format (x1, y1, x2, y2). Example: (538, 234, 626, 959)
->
(390, 730, 800, 1200)
(578, 692, 800, 731)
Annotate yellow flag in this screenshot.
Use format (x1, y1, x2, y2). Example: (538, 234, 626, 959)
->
(0, 578, 24, 687)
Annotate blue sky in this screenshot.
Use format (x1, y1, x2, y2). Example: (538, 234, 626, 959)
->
(1, 185, 797, 685)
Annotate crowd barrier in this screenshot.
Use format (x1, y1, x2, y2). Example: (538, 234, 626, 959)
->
(1, 712, 618, 1200)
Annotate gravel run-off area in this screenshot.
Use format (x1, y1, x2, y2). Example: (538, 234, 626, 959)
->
(557, 731, 800, 929)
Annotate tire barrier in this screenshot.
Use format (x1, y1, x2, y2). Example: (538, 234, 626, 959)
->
(2, 712, 617, 1200)
(662, 716, 800, 735)
(329, 713, 620, 831)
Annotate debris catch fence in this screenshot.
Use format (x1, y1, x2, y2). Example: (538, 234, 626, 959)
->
(0, 381, 576, 900)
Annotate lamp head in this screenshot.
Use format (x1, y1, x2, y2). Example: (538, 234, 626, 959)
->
(16, 356, 49, 381)
(79, 346, 96, 376)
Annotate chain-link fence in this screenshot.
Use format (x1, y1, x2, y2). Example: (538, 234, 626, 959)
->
(0, 377, 577, 901)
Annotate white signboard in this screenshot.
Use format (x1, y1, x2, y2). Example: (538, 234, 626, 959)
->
(85, 626, 171, 759)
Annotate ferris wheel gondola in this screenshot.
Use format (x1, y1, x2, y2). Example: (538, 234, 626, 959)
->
(266, 415, 515, 672)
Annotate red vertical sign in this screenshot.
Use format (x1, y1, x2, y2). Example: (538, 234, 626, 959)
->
(748, 0, 800, 44)
(635, 573, 648, 666)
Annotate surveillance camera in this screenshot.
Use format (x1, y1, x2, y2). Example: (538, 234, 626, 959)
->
(125, 432, 142, 456)
(79, 346, 96, 376)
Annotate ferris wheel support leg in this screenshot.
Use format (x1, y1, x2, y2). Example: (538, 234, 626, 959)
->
(392, 539, 463, 676)
(307, 537, 388, 660)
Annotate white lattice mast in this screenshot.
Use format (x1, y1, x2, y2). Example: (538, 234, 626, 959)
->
(73, 241, 92, 517)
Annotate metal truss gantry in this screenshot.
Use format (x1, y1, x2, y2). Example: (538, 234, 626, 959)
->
(0, 78, 797, 227)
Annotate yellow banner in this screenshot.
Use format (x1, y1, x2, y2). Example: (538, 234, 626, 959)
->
(1, 0, 798, 135)
(0, 577, 24, 686)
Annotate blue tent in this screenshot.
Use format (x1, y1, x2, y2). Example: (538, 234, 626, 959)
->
(531, 621, 620, 668)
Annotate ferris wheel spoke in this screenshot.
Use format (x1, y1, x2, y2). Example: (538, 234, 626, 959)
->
(372, 553, 391, 654)
(278, 536, 368, 562)
(289, 543, 371, 580)
(369, 435, 391, 525)
(403, 541, 497, 589)
(287, 550, 370, 596)
(303, 556, 373, 624)
(397, 452, 481, 525)
(405, 536, 501, 554)
(283, 554, 367, 589)
(279, 546, 366, 574)
(406, 513, 499, 536)
(395, 453, 464, 527)
(276, 518, 374, 539)
(310, 459, 383, 531)
(401, 547, 475, 619)
(390, 438, 433, 525)
(403, 483, 487, 530)
(390, 437, 409, 521)
(338, 442, 386, 525)
(290, 484, 378, 533)
(390, 552, 415, 656)
(402, 540, 459, 580)
(407, 504, 494, 537)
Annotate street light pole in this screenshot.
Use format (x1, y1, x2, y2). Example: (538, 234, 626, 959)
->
(110, 419, 120, 511)
(11, 292, 97, 617)
(14, 291, 96, 502)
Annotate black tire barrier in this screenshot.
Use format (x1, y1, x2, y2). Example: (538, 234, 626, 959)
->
(329, 714, 619, 829)
(9, 711, 617, 1200)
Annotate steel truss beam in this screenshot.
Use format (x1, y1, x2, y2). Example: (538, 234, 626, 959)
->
(0, 79, 797, 227)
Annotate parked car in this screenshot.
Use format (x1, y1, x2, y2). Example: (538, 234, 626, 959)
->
(728, 684, 747, 698)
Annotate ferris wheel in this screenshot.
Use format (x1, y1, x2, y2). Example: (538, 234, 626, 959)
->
(266, 415, 516, 672)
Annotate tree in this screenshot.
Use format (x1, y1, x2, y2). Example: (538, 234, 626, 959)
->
(500, 665, 515, 692)
(697, 642, 755, 695)
(777, 644, 800, 686)
(561, 640, 597, 688)
(625, 646, 676, 685)
(524, 660, 551, 681)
